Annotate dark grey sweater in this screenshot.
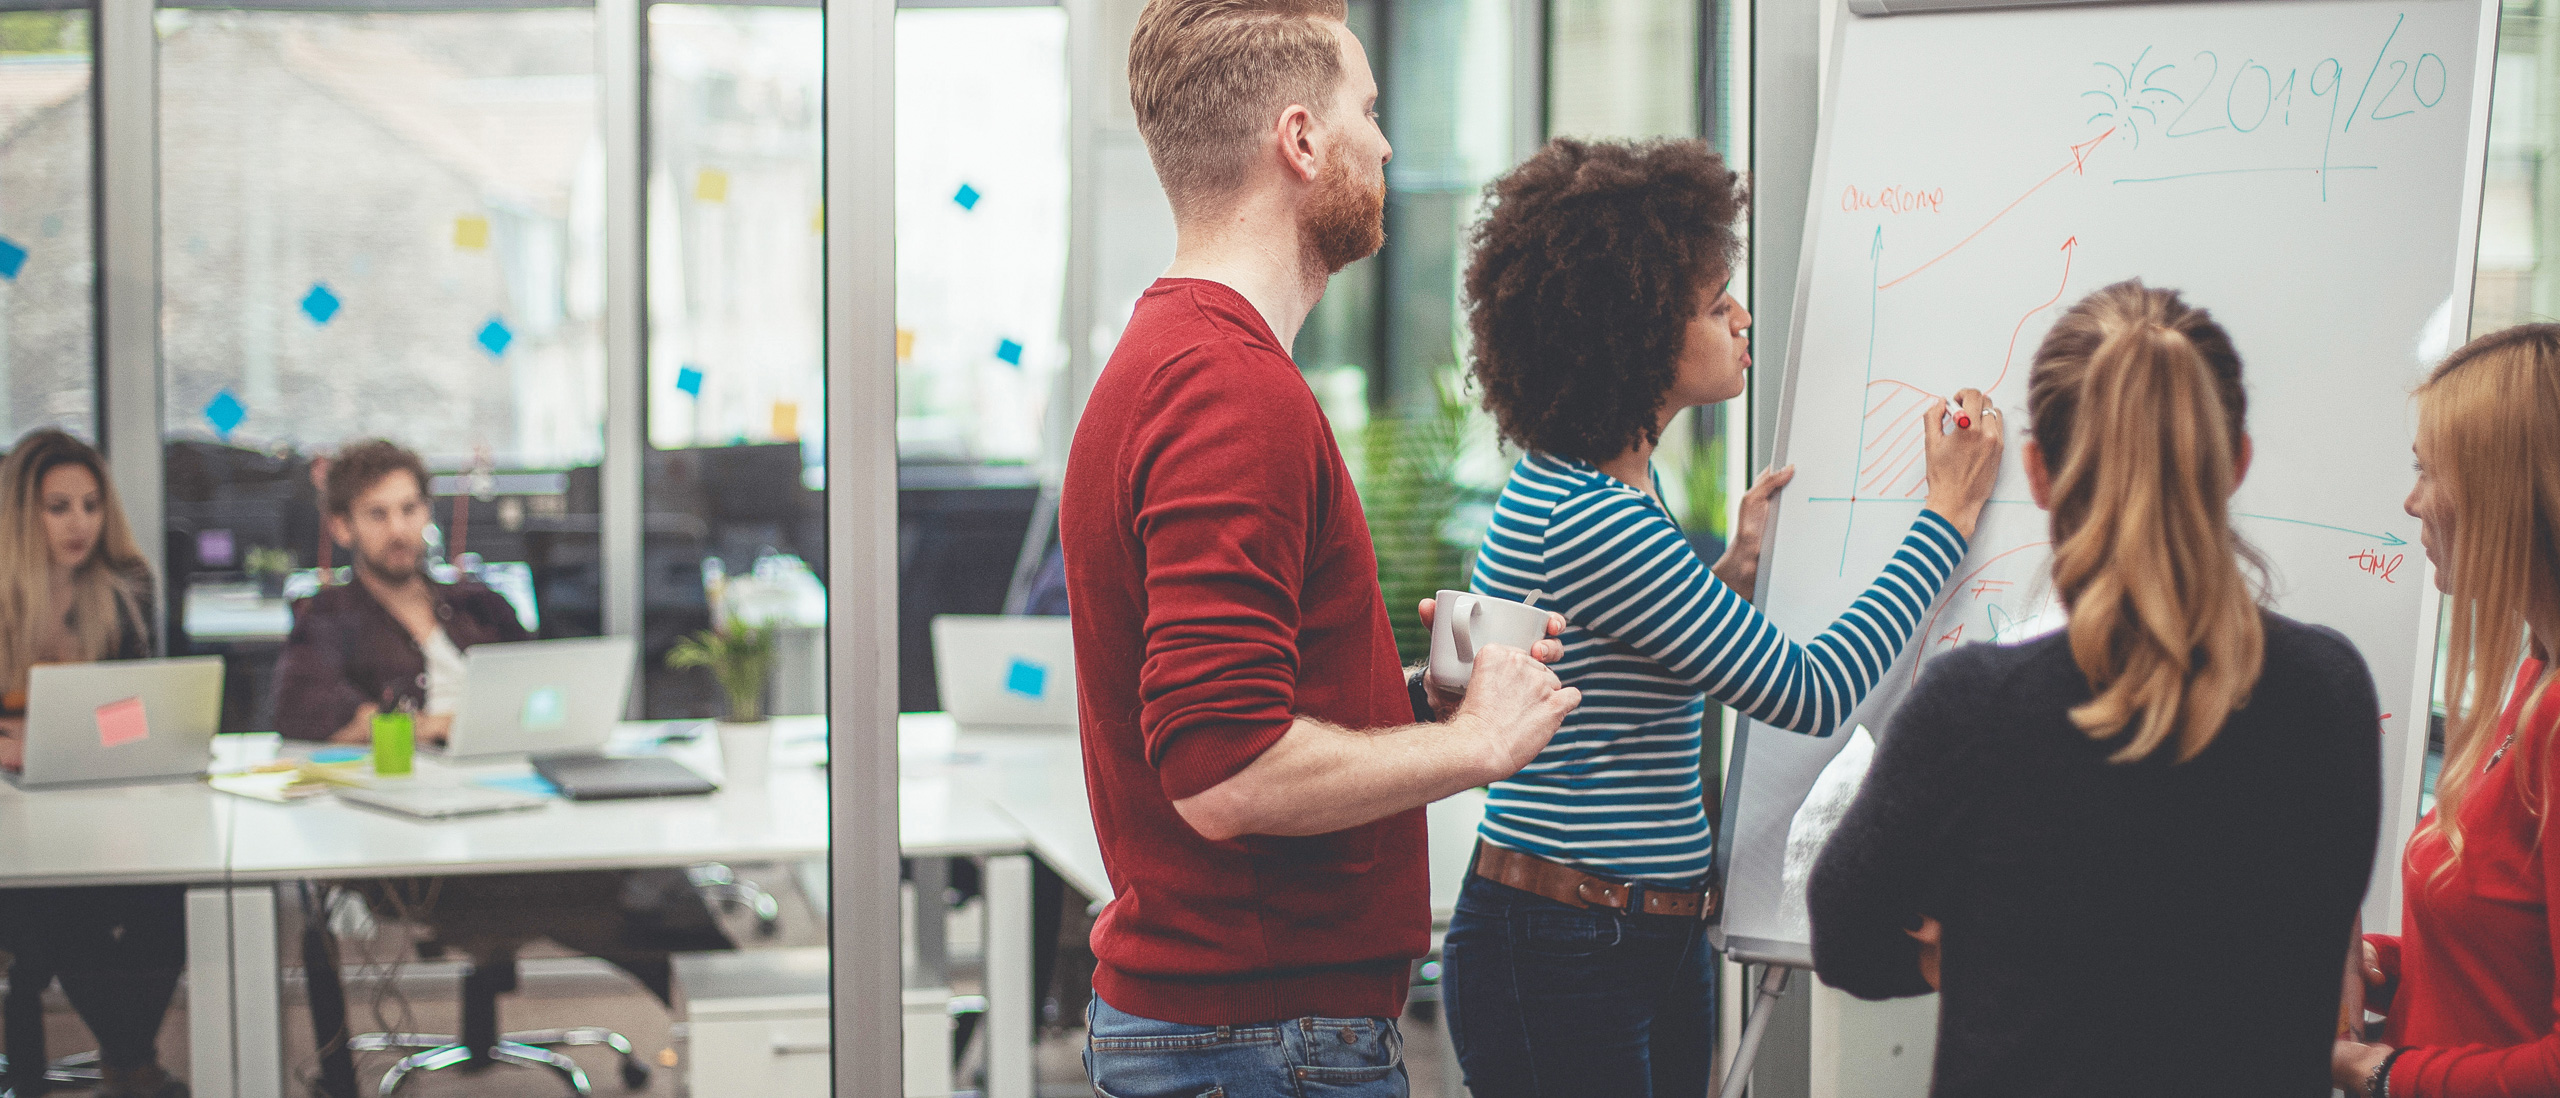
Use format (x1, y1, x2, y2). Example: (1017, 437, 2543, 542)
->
(1808, 611, 2381, 1098)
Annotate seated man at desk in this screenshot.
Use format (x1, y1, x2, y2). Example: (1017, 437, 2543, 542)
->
(270, 441, 725, 1082)
(272, 439, 526, 743)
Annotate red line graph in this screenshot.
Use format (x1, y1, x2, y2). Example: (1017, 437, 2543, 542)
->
(1876, 128, 2113, 291)
(1989, 236, 2080, 395)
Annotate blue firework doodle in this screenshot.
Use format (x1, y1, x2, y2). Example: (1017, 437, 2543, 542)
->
(2085, 46, 2184, 148)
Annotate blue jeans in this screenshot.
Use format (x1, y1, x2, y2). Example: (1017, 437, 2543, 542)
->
(1442, 875, 1718, 1098)
(1083, 994, 1408, 1098)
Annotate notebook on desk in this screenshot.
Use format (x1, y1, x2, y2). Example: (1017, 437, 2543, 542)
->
(531, 753, 716, 801)
(336, 782, 550, 820)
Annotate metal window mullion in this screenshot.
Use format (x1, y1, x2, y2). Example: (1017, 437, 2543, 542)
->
(1513, 0, 1543, 158)
(96, 0, 163, 633)
(601, 0, 642, 693)
(824, 0, 903, 1091)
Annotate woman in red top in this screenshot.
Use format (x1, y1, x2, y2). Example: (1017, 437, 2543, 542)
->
(2332, 323, 2560, 1098)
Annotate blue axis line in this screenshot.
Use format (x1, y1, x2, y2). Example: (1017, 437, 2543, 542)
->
(1843, 227, 1885, 577)
(1807, 499, 2407, 546)
(2232, 511, 2407, 546)
(1806, 497, 2037, 506)
(2114, 165, 2379, 185)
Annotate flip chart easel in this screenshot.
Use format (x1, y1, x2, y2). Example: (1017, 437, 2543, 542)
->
(1710, 0, 2493, 1090)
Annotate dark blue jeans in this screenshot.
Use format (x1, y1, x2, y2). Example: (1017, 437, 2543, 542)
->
(1083, 994, 1407, 1098)
(1442, 875, 1718, 1098)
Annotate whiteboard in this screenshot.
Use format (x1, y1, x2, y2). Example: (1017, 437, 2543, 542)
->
(1711, 0, 2495, 968)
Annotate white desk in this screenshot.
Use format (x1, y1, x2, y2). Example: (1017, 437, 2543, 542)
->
(4, 715, 1487, 1098)
(900, 712, 1494, 919)
(208, 717, 1042, 1098)
(0, 759, 262, 1097)
(180, 585, 294, 642)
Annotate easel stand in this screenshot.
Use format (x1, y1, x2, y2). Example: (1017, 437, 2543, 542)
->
(1710, 964, 1796, 1098)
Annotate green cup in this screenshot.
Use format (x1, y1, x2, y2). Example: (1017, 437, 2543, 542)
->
(372, 710, 414, 777)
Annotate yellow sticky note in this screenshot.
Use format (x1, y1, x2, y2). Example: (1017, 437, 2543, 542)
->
(811, 204, 824, 234)
(895, 328, 916, 361)
(695, 168, 730, 203)
(452, 215, 490, 251)
(771, 401, 800, 441)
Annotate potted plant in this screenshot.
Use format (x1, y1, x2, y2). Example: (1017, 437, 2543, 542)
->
(669, 618, 778, 784)
(244, 546, 295, 599)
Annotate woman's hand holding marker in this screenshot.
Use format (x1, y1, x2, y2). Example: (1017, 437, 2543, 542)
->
(1921, 387, 2004, 540)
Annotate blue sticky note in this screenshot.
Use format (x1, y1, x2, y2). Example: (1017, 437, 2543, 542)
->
(300, 283, 340, 325)
(0, 237, 24, 281)
(310, 747, 367, 764)
(995, 338, 1023, 367)
(204, 390, 246, 437)
(953, 183, 981, 211)
(675, 365, 704, 397)
(477, 318, 513, 357)
(1004, 658, 1047, 700)
(477, 773, 559, 798)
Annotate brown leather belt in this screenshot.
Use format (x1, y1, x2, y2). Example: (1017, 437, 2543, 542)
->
(1472, 842, 1720, 920)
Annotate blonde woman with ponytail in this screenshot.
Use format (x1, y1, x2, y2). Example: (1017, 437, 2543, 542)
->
(1810, 280, 2384, 1096)
(2334, 324, 2560, 1098)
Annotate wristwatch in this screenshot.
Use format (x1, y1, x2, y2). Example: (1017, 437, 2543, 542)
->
(2365, 1047, 2409, 1098)
(1404, 664, 1436, 724)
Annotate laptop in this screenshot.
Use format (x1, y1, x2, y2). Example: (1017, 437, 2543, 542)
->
(435, 637, 637, 758)
(929, 615, 1076, 732)
(10, 656, 225, 789)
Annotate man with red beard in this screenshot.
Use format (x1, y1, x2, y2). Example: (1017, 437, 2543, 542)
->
(1060, 0, 1582, 1092)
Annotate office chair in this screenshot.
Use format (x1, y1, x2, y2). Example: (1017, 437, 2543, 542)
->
(0, 1049, 101, 1097)
(338, 871, 728, 1097)
(685, 864, 781, 938)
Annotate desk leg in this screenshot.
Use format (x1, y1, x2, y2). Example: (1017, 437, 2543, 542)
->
(983, 854, 1032, 1098)
(230, 887, 284, 1098)
(185, 888, 235, 1098)
(908, 857, 948, 989)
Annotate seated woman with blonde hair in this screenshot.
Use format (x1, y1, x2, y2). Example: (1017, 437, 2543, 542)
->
(0, 427, 153, 768)
(0, 428, 188, 1098)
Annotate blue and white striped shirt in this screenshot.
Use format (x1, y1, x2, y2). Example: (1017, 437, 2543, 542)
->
(1471, 452, 1967, 882)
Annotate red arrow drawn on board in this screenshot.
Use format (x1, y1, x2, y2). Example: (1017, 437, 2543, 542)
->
(1878, 128, 2114, 291)
(1989, 236, 2079, 395)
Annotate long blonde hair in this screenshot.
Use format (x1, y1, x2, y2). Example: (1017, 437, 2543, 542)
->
(0, 429, 153, 697)
(2411, 324, 2560, 876)
(2028, 280, 2264, 763)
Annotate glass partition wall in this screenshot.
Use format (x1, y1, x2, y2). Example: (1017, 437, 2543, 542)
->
(0, 4, 95, 442)
(0, 0, 876, 1094)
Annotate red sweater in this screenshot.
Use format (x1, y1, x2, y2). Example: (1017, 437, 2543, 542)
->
(2371, 658, 2560, 1096)
(1059, 278, 1424, 1025)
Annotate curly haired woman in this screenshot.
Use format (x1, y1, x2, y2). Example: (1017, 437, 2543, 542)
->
(1437, 137, 2002, 1096)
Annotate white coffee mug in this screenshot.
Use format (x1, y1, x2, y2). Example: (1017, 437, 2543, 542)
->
(1427, 589, 1551, 692)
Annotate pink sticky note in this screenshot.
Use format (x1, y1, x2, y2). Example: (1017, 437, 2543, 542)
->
(95, 696, 148, 748)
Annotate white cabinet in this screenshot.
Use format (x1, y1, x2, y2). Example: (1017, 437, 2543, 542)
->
(672, 948, 957, 1098)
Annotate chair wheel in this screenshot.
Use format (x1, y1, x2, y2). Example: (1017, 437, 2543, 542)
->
(620, 1057, 651, 1089)
(756, 917, 781, 938)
